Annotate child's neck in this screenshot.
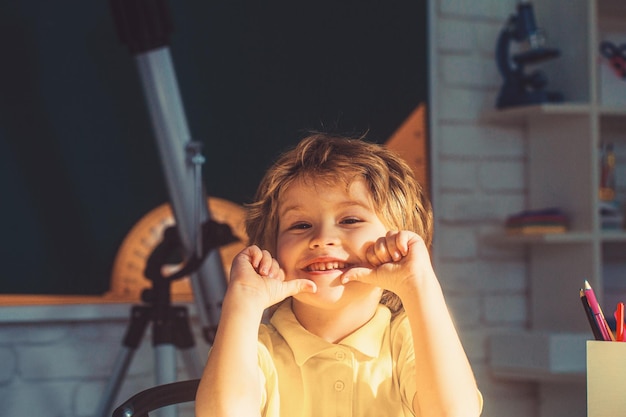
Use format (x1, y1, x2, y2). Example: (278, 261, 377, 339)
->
(291, 296, 381, 343)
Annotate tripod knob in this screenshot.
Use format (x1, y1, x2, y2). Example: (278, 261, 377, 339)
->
(141, 288, 154, 304)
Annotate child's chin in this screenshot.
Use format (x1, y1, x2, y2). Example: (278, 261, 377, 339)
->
(293, 287, 345, 305)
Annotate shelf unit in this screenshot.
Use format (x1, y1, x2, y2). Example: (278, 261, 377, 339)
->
(485, 1, 626, 416)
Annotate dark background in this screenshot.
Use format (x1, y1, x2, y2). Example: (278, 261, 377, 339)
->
(0, 1, 428, 295)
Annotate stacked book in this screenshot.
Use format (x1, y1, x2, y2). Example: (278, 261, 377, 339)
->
(600, 200, 624, 230)
(505, 207, 568, 235)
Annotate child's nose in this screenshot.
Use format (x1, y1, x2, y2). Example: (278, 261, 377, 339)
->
(309, 226, 339, 248)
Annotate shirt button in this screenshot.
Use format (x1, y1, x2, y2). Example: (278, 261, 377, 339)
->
(335, 351, 346, 361)
(334, 380, 345, 391)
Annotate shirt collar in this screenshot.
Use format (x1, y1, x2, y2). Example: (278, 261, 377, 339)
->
(270, 301, 392, 366)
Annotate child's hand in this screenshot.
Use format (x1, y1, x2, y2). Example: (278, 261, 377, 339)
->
(229, 245, 317, 309)
(341, 230, 435, 299)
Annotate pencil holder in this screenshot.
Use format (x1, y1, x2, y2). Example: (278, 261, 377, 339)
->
(587, 340, 626, 416)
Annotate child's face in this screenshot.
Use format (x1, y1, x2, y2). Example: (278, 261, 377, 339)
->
(276, 177, 387, 311)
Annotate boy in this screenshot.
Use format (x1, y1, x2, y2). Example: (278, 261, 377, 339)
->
(196, 132, 482, 417)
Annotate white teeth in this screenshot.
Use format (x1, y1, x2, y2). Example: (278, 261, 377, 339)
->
(307, 262, 346, 271)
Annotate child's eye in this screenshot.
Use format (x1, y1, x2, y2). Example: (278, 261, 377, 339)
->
(340, 217, 362, 225)
(288, 222, 311, 230)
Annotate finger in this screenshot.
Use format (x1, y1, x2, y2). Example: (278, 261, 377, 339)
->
(245, 245, 264, 269)
(367, 236, 395, 266)
(375, 237, 394, 263)
(267, 259, 284, 280)
(257, 250, 275, 276)
(384, 231, 403, 261)
(341, 266, 374, 284)
(365, 239, 386, 266)
(283, 279, 317, 296)
(396, 231, 413, 256)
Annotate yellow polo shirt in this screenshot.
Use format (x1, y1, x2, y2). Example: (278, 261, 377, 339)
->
(257, 302, 417, 417)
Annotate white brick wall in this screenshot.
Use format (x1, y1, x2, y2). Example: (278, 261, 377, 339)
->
(431, 1, 540, 416)
(0, 312, 209, 417)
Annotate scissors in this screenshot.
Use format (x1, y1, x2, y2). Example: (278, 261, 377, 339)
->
(600, 40, 626, 79)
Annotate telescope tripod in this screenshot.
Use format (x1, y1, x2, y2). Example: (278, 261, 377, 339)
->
(96, 0, 232, 414)
(95, 222, 238, 417)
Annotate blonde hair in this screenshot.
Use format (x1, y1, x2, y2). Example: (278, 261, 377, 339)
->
(245, 132, 433, 313)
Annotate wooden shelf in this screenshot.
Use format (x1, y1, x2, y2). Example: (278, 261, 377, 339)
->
(483, 231, 595, 245)
(490, 332, 590, 382)
(484, 230, 626, 244)
(481, 102, 593, 125)
(600, 231, 626, 242)
(598, 105, 626, 116)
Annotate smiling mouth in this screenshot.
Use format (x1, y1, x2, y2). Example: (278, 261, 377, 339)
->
(304, 261, 351, 272)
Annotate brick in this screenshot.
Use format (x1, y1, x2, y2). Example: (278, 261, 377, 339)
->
(0, 324, 68, 345)
(76, 375, 156, 417)
(446, 293, 482, 328)
(474, 367, 537, 417)
(17, 329, 157, 380)
(438, 87, 495, 121)
(437, 18, 475, 51)
(0, 380, 74, 417)
(19, 342, 117, 380)
(436, 227, 477, 259)
(436, 193, 483, 221)
(441, 54, 500, 88)
(458, 327, 489, 362)
(436, 193, 525, 223)
(476, 262, 527, 293)
(477, 226, 528, 261)
(479, 160, 525, 192)
(438, 124, 525, 158)
(0, 347, 16, 383)
(483, 294, 528, 324)
(437, 17, 503, 57)
(66, 320, 128, 342)
(436, 260, 526, 294)
(475, 21, 506, 55)
(439, 0, 515, 20)
(439, 159, 478, 191)
(435, 260, 483, 294)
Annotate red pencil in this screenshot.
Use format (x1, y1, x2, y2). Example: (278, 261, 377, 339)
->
(615, 302, 625, 342)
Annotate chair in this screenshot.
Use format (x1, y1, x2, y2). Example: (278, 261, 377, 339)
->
(111, 379, 200, 417)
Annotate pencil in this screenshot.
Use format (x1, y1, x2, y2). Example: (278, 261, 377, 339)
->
(580, 289, 604, 341)
(583, 280, 615, 341)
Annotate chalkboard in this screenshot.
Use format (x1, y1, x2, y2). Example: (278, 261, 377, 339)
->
(0, 1, 428, 295)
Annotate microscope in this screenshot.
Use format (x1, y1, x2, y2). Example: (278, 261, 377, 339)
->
(495, 0, 563, 109)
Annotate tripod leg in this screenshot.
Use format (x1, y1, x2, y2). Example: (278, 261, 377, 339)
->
(154, 344, 179, 417)
(94, 347, 135, 417)
(95, 306, 150, 417)
(155, 344, 178, 385)
(151, 305, 197, 417)
(171, 305, 203, 379)
(180, 347, 203, 380)
(194, 249, 228, 343)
